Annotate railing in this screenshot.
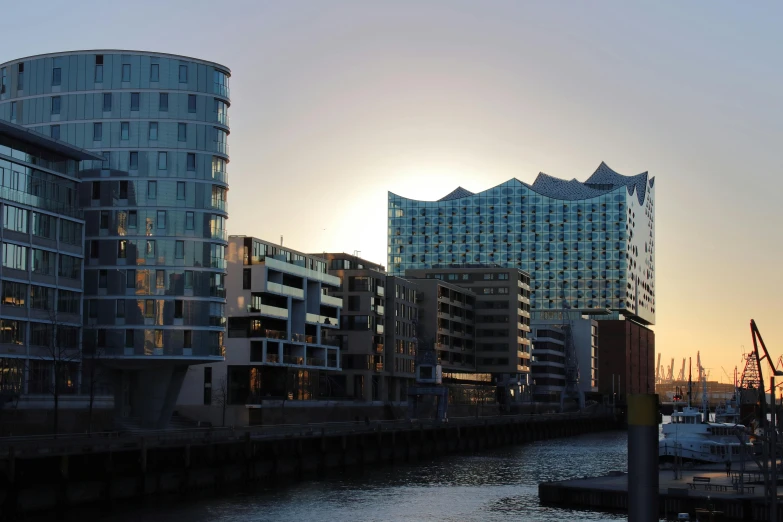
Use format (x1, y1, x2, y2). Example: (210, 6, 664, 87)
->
(217, 111, 229, 126)
(212, 170, 229, 184)
(283, 355, 303, 365)
(210, 198, 228, 211)
(214, 82, 230, 98)
(376, 286, 385, 297)
(266, 354, 279, 363)
(267, 282, 304, 299)
(0, 410, 612, 456)
(209, 286, 226, 298)
(306, 357, 326, 367)
(0, 186, 82, 219)
(374, 344, 384, 353)
(263, 329, 286, 340)
(320, 294, 342, 307)
(248, 304, 288, 319)
(210, 227, 228, 240)
(306, 313, 337, 326)
(214, 141, 229, 155)
(374, 362, 384, 372)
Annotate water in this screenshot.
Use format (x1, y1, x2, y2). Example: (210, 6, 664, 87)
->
(91, 430, 636, 522)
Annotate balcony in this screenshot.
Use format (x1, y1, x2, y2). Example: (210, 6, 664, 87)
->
(267, 282, 304, 299)
(374, 343, 384, 354)
(210, 198, 228, 212)
(214, 82, 230, 98)
(291, 333, 317, 343)
(217, 111, 230, 126)
(248, 304, 288, 319)
(266, 354, 279, 363)
(376, 286, 385, 297)
(262, 329, 287, 340)
(375, 324, 384, 335)
(214, 141, 229, 155)
(211, 227, 228, 241)
(320, 293, 342, 307)
(306, 357, 326, 367)
(211, 170, 228, 185)
(374, 362, 384, 372)
(209, 286, 226, 298)
(320, 337, 341, 347)
(283, 355, 303, 365)
(306, 313, 338, 327)
(0, 186, 82, 219)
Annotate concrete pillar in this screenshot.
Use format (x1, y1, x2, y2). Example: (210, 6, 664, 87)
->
(628, 394, 659, 522)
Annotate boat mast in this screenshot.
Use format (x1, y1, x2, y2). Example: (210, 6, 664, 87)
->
(688, 357, 692, 408)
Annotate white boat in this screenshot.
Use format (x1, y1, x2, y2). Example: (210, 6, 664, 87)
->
(659, 405, 752, 463)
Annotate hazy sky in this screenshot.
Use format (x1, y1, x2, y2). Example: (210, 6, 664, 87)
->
(5, 1, 782, 381)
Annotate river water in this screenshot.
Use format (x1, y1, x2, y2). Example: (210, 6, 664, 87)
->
(90, 430, 643, 522)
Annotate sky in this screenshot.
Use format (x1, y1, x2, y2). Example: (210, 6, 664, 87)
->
(3, 0, 781, 382)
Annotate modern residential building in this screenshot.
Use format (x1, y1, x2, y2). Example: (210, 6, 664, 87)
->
(389, 163, 656, 396)
(0, 51, 232, 428)
(319, 253, 420, 403)
(385, 276, 419, 402)
(411, 277, 476, 374)
(406, 267, 532, 399)
(530, 309, 601, 404)
(0, 119, 100, 417)
(319, 253, 386, 401)
(177, 236, 342, 426)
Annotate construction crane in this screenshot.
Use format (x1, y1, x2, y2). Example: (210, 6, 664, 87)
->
(656, 354, 662, 383)
(678, 358, 686, 381)
(668, 358, 674, 381)
(721, 366, 732, 384)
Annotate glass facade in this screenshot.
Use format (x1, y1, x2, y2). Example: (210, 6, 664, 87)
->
(388, 165, 655, 325)
(0, 51, 231, 359)
(0, 121, 91, 396)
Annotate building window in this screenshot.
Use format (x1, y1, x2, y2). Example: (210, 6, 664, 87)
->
(103, 93, 112, 112)
(117, 299, 126, 318)
(149, 122, 158, 140)
(157, 152, 167, 170)
(102, 152, 110, 168)
(52, 65, 61, 86)
(59, 219, 81, 244)
(150, 63, 159, 82)
(58, 254, 81, 279)
(57, 290, 80, 315)
(122, 64, 131, 82)
(99, 269, 108, 289)
(188, 95, 197, 113)
(119, 180, 128, 199)
(118, 239, 127, 259)
(177, 181, 186, 200)
(2, 243, 27, 271)
(147, 181, 157, 199)
(4, 205, 28, 233)
(128, 210, 137, 228)
(121, 121, 129, 140)
(143, 299, 154, 317)
(185, 271, 193, 289)
(0, 319, 24, 345)
(243, 269, 251, 289)
(146, 240, 155, 258)
(178, 123, 187, 142)
(10, 102, 16, 121)
(95, 55, 103, 82)
(184, 330, 192, 349)
(32, 213, 55, 240)
(51, 125, 60, 140)
(159, 93, 168, 112)
(129, 151, 138, 169)
(175, 240, 184, 259)
(179, 64, 188, 83)
(89, 240, 99, 259)
(125, 329, 134, 348)
(92, 181, 101, 200)
(156, 270, 165, 289)
(1, 67, 6, 94)
(99, 210, 109, 230)
(93, 122, 102, 141)
(131, 92, 139, 111)
(157, 210, 166, 229)
(51, 96, 61, 114)
(185, 211, 194, 230)
(186, 153, 196, 171)
(174, 300, 183, 318)
(2, 281, 27, 307)
(203, 366, 212, 405)
(126, 269, 136, 289)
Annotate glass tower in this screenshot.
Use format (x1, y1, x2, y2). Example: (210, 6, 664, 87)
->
(0, 51, 231, 427)
(388, 163, 655, 326)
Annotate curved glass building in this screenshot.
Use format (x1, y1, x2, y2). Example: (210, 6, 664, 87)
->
(0, 51, 230, 427)
(388, 163, 655, 326)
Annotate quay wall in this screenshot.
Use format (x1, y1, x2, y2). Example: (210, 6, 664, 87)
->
(0, 412, 617, 519)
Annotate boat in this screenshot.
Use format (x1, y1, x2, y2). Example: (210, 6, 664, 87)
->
(659, 374, 753, 464)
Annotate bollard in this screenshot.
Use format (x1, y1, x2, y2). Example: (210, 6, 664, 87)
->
(628, 394, 659, 522)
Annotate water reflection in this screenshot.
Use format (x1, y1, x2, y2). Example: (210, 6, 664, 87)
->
(92, 431, 634, 522)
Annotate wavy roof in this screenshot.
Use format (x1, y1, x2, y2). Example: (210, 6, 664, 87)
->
(411, 162, 653, 204)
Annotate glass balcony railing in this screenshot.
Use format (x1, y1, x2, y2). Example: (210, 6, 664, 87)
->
(210, 227, 228, 240)
(212, 170, 228, 184)
(210, 198, 228, 212)
(214, 82, 230, 98)
(268, 282, 304, 299)
(217, 111, 229, 126)
(0, 186, 82, 219)
(214, 141, 229, 155)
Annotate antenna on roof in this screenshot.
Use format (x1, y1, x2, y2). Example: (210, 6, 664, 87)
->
(280, 235, 283, 246)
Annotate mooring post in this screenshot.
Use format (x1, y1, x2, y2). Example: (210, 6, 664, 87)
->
(628, 394, 659, 522)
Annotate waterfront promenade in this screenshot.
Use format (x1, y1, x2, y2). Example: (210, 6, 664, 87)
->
(0, 409, 616, 519)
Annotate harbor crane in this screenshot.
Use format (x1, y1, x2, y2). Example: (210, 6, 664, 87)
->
(668, 358, 674, 381)
(656, 354, 662, 382)
(678, 358, 686, 381)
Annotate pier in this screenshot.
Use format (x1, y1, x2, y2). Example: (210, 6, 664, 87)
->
(0, 410, 616, 519)
(539, 463, 783, 521)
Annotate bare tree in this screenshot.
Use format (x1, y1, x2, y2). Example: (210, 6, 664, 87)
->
(37, 309, 81, 436)
(213, 376, 228, 427)
(82, 344, 112, 434)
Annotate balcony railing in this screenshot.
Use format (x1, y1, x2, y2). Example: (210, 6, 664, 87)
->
(306, 313, 337, 326)
(212, 169, 228, 184)
(266, 354, 279, 363)
(217, 111, 230, 126)
(214, 82, 230, 98)
(210, 198, 228, 212)
(283, 355, 303, 365)
(211, 227, 228, 241)
(0, 186, 82, 219)
(209, 286, 226, 298)
(263, 329, 286, 340)
(214, 141, 229, 155)
(267, 282, 304, 299)
(374, 344, 384, 354)
(320, 294, 342, 307)
(374, 362, 384, 372)
(376, 286, 385, 297)
(306, 357, 326, 367)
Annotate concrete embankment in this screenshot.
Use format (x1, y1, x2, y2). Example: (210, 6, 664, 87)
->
(539, 464, 781, 521)
(0, 411, 616, 519)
